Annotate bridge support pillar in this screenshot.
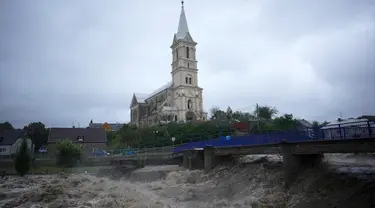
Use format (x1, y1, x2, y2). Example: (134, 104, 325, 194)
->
(183, 150, 204, 170)
(204, 146, 216, 173)
(282, 145, 323, 188)
(182, 150, 191, 169)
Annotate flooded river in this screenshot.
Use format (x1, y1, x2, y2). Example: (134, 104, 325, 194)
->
(1, 154, 374, 208)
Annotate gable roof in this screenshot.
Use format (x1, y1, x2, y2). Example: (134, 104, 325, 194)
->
(0, 129, 27, 145)
(47, 128, 107, 144)
(89, 122, 123, 131)
(296, 119, 313, 128)
(135, 93, 148, 103)
(100, 122, 123, 131)
(130, 93, 148, 108)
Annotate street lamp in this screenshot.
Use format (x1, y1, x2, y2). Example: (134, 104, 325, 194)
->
(153, 130, 159, 140)
(171, 137, 175, 151)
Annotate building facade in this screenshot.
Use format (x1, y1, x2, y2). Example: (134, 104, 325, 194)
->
(130, 3, 207, 127)
(47, 127, 107, 155)
(0, 130, 34, 156)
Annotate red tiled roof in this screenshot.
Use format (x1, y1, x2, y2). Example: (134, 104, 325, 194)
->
(231, 122, 248, 132)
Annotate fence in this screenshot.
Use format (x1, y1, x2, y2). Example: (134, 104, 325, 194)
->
(173, 120, 375, 153)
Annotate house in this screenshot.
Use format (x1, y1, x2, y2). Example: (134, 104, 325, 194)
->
(296, 119, 313, 128)
(88, 120, 123, 131)
(0, 129, 34, 156)
(129, 2, 208, 128)
(321, 118, 375, 139)
(47, 127, 107, 155)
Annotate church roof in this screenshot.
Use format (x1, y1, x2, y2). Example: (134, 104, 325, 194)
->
(134, 93, 148, 103)
(146, 81, 173, 100)
(175, 2, 194, 42)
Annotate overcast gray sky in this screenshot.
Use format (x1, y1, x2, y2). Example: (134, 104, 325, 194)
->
(1, 0, 374, 128)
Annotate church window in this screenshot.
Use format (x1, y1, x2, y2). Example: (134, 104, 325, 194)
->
(187, 99, 192, 109)
(176, 49, 178, 60)
(187, 63, 190, 68)
(189, 77, 192, 84)
(185, 77, 188, 84)
(175, 115, 178, 121)
(186, 47, 190, 58)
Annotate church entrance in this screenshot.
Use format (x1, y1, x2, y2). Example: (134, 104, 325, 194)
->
(185, 111, 196, 121)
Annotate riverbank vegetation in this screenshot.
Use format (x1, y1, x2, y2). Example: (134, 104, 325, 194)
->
(107, 105, 315, 149)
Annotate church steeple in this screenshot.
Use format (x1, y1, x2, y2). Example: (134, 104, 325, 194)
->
(175, 1, 194, 42)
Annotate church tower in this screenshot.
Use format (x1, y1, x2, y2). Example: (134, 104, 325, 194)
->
(171, 1, 206, 121)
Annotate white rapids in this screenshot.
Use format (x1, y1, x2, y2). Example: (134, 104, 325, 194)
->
(1, 153, 374, 208)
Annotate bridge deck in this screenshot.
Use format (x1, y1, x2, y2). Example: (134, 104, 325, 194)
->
(173, 120, 375, 154)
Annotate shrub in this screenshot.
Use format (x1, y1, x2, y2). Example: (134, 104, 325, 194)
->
(14, 138, 31, 177)
(56, 139, 83, 167)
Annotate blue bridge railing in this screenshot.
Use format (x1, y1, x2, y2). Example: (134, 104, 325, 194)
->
(173, 120, 375, 153)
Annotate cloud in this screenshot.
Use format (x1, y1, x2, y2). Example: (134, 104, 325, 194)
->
(0, 0, 374, 128)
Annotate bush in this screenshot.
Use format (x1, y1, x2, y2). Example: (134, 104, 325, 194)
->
(56, 139, 83, 167)
(14, 138, 31, 177)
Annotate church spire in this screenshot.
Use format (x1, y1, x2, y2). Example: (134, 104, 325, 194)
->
(176, 1, 193, 41)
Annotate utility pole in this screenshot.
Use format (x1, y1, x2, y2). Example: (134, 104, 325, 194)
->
(256, 103, 260, 131)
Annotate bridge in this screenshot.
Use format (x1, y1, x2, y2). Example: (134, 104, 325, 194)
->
(99, 120, 375, 182)
(172, 120, 375, 187)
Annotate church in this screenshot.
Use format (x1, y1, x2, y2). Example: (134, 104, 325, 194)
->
(129, 2, 207, 128)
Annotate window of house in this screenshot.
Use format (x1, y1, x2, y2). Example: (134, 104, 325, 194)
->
(186, 47, 189, 58)
(77, 136, 84, 142)
(0, 148, 6, 153)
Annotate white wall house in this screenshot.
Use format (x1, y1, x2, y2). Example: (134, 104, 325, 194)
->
(321, 118, 375, 139)
(0, 130, 34, 156)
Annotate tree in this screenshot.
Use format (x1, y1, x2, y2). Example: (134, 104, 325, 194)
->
(226, 106, 233, 120)
(254, 105, 278, 120)
(23, 122, 49, 151)
(210, 107, 227, 121)
(56, 140, 83, 167)
(273, 114, 296, 130)
(232, 111, 254, 122)
(14, 138, 31, 177)
(0, 122, 14, 131)
(210, 106, 221, 120)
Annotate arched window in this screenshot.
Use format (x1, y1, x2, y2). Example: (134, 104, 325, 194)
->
(186, 47, 190, 58)
(187, 63, 190, 68)
(186, 74, 192, 84)
(176, 49, 178, 60)
(175, 115, 178, 121)
(187, 99, 192, 109)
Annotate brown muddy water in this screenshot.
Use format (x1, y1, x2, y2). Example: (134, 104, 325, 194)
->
(0, 154, 375, 208)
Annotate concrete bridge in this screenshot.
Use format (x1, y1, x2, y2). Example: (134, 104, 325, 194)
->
(122, 120, 375, 187)
(180, 137, 375, 187)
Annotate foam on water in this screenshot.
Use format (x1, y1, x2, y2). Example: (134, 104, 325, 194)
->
(1, 153, 375, 208)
